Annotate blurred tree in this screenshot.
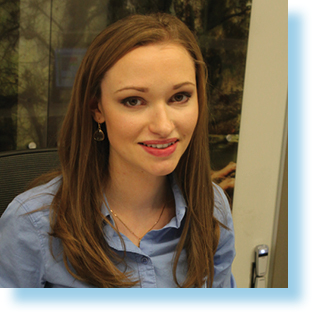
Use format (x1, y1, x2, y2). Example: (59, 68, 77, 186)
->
(0, 0, 19, 151)
(105, 0, 251, 135)
(0, 0, 251, 156)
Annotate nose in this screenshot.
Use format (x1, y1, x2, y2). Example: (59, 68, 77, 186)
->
(148, 103, 175, 137)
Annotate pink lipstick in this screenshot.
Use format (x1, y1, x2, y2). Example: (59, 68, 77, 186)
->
(139, 138, 178, 157)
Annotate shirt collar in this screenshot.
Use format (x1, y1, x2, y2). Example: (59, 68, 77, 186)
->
(168, 173, 187, 228)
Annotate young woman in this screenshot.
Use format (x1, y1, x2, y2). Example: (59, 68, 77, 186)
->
(0, 13, 236, 288)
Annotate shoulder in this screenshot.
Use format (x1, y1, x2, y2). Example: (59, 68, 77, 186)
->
(212, 182, 233, 228)
(212, 183, 236, 287)
(212, 183, 235, 261)
(1, 176, 62, 230)
(6, 176, 61, 214)
(0, 176, 62, 287)
(212, 182, 234, 244)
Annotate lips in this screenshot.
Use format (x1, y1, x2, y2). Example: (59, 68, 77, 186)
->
(141, 141, 177, 149)
(138, 138, 179, 157)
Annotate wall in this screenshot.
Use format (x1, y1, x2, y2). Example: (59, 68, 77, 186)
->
(232, 0, 288, 287)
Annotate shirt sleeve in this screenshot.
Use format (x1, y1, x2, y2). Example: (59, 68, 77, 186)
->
(212, 184, 237, 288)
(0, 198, 46, 288)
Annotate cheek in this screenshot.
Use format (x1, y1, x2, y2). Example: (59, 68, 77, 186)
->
(105, 113, 141, 143)
(181, 105, 199, 137)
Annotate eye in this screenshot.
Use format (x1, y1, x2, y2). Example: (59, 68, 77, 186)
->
(121, 97, 145, 107)
(169, 92, 192, 104)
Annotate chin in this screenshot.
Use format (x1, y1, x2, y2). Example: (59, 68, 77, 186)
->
(148, 163, 178, 177)
(154, 170, 174, 177)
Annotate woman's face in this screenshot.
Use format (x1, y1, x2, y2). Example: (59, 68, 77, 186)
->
(93, 43, 199, 177)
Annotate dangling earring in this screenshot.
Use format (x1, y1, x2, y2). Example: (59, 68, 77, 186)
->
(93, 123, 105, 141)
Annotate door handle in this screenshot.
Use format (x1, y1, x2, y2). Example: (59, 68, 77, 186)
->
(251, 244, 269, 288)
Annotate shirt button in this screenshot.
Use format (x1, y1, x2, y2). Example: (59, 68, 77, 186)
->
(141, 256, 148, 264)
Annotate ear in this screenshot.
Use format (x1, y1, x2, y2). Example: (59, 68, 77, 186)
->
(90, 98, 105, 124)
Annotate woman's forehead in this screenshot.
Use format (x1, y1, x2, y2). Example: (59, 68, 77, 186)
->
(101, 43, 196, 91)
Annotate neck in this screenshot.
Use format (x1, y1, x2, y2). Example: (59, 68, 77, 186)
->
(104, 161, 176, 247)
(105, 168, 172, 218)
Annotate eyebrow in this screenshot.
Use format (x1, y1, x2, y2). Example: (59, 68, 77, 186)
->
(114, 81, 195, 94)
(173, 81, 195, 90)
(115, 86, 149, 93)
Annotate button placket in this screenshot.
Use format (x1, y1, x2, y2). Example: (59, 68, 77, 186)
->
(136, 255, 157, 288)
(141, 256, 148, 265)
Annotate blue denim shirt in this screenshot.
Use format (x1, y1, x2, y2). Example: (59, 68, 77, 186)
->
(0, 175, 236, 288)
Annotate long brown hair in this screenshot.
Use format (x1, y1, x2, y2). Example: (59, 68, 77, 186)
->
(43, 13, 221, 288)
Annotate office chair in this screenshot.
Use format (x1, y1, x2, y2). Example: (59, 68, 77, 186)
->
(0, 148, 59, 217)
